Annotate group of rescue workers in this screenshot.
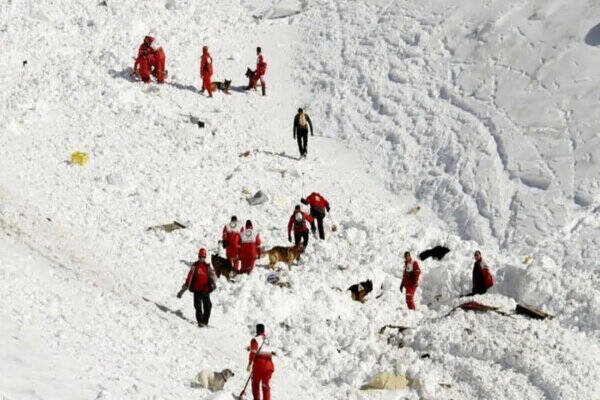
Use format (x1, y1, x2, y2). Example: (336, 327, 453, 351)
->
(132, 34, 494, 400)
(131, 36, 267, 96)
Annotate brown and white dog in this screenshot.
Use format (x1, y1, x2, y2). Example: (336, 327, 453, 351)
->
(210, 79, 232, 94)
(348, 280, 373, 303)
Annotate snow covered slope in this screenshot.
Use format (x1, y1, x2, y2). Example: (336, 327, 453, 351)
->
(1, 0, 600, 399)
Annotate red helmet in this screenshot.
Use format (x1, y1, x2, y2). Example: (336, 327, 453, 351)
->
(198, 248, 207, 258)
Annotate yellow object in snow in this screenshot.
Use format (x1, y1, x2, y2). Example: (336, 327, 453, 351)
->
(71, 152, 88, 166)
(523, 256, 532, 264)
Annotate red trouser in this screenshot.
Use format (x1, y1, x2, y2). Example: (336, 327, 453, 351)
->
(240, 257, 256, 273)
(138, 57, 152, 83)
(153, 48, 165, 83)
(405, 287, 416, 310)
(252, 357, 274, 400)
(202, 74, 212, 95)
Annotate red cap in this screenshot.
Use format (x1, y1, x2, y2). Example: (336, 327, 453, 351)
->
(198, 248, 207, 258)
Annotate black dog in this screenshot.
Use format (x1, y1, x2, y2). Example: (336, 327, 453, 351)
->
(419, 246, 450, 261)
(347, 280, 373, 303)
(245, 67, 256, 89)
(211, 254, 235, 280)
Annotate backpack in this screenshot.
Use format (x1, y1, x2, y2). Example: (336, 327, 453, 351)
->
(298, 113, 307, 128)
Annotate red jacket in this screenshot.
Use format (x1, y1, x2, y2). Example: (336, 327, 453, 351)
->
(185, 261, 212, 293)
(401, 260, 421, 291)
(239, 228, 261, 260)
(287, 212, 315, 235)
(256, 53, 267, 76)
(249, 334, 273, 365)
(222, 224, 241, 259)
(201, 52, 213, 77)
(302, 192, 330, 211)
(473, 260, 494, 293)
(134, 44, 154, 72)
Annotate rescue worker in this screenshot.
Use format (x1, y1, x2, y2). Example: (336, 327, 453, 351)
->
(177, 248, 215, 327)
(222, 215, 242, 272)
(247, 323, 275, 400)
(287, 205, 316, 249)
(472, 250, 494, 295)
(301, 192, 330, 239)
(400, 251, 421, 310)
(239, 220, 261, 273)
(132, 45, 154, 83)
(144, 35, 165, 83)
(293, 108, 314, 158)
(200, 45, 214, 97)
(251, 46, 267, 96)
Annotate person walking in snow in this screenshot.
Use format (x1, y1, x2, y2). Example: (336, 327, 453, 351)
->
(287, 205, 316, 249)
(301, 192, 330, 240)
(200, 45, 214, 97)
(472, 250, 494, 295)
(293, 108, 313, 158)
(248, 46, 267, 96)
(132, 44, 154, 83)
(400, 251, 421, 310)
(239, 220, 262, 273)
(247, 323, 275, 400)
(222, 215, 242, 272)
(177, 248, 216, 327)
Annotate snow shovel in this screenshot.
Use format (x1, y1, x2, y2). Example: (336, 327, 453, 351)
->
(233, 339, 267, 399)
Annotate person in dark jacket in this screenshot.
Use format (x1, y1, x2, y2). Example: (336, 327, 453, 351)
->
(177, 248, 215, 327)
(472, 250, 494, 295)
(293, 108, 313, 158)
(301, 192, 330, 240)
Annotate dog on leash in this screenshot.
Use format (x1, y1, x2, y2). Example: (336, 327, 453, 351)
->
(196, 368, 234, 392)
(263, 244, 304, 269)
(348, 280, 373, 303)
(210, 79, 232, 94)
(211, 254, 235, 280)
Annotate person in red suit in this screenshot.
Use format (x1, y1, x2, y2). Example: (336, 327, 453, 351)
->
(132, 44, 154, 83)
(247, 323, 274, 400)
(301, 192, 330, 240)
(222, 215, 242, 272)
(472, 250, 494, 294)
(239, 220, 261, 273)
(287, 205, 316, 249)
(251, 46, 267, 96)
(400, 251, 421, 310)
(177, 248, 215, 327)
(200, 45, 214, 97)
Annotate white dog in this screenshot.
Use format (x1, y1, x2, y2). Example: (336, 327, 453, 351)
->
(196, 369, 235, 392)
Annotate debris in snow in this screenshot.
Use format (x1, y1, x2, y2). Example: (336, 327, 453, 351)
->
(98, 0, 107, 6)
(378, 325, 410, 334)
(419, 245, 450, 261)
(246, 190, 268, 206)
(445, 301, 513, 318)
(360, 372, 414, 390)
(515, 304, 553, 320)
(239, 150, 251, 157)
(70, 151, 88, 166)
(147, 221, 186, 233)
(22, 60, 27, 66)
(267, 273, 291, 288)
(407, 206, 421, 215)
(188, 115, 205, 128)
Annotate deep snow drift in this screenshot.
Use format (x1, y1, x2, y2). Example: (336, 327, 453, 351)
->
(1, 0, 600, 399)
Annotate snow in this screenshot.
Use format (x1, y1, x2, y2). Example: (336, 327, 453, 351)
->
(1, 0, 600, 399)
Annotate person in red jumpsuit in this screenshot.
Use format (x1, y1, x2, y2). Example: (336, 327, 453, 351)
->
(472, 250, 494, 294)
(301, 192, 330, 240)
(251, 46, 267, 96)
(400, 251, 421, 310)
(200, 45, 213, 97)
(132, 44, 154, 83)
(287, 205, 316, 249)
(239, 220, 261, 273)
(177, 248, 215, 327)
(222, 215, 242, 272)
(247, 323, 274, 400)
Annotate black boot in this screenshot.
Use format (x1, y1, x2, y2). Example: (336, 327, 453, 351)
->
(262, 85, 266, 96)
